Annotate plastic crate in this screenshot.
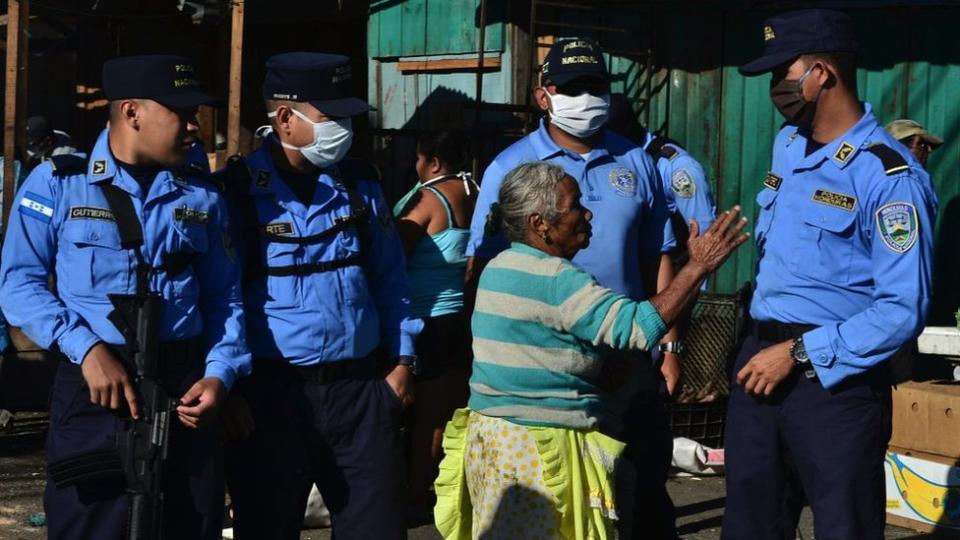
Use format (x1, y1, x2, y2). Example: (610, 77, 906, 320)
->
(669, 399, 727, 449)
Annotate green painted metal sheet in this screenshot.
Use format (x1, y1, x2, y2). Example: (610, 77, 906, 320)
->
(368, 0, 504, 58)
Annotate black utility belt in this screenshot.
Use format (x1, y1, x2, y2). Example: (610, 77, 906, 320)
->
(256, 353, 382, 384)
(754, 320, 816, 343)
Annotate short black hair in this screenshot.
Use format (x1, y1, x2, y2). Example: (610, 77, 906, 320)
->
(801, 52, 857, 91)
(417, 130, 468, 172)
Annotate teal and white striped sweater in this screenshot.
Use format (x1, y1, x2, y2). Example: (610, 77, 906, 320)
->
(468, 243, 668, 430)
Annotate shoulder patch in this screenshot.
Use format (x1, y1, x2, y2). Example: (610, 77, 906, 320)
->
(864, 144, 910, 176)
(876, 202, 919, 253)
(671, 169, 696, 198)
(19, 191, 55, 223)
(48, 154, 87, 175)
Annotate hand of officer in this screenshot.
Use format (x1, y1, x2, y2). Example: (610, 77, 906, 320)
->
(686, 207, 750, 274)
(661, 352, 681, 397)
(736, 340, 795, 397)
(220, 394, 256, 441)
(385, 364, 415, 408)
(177, 377, 226, 429)
(81, 342, 140, 419)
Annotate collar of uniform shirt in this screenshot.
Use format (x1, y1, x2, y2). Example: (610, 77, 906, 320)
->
(783, 102, 877, 172)
(529, 118, 612, 162)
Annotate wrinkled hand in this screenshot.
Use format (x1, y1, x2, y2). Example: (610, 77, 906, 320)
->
(736, 340, 795, 397)
(177, 377, 226, 429)
(80, 342, 139, 419)
(220, 394, 255, 441)
(385, 364, 415, 408)
(661, 352, 681, 397)
(687, 206, 750, 274)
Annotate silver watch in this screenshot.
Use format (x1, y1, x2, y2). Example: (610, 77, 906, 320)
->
(658, 341, 684, 354)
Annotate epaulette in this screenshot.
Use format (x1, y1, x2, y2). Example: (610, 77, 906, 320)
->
(645, 136, 682, 162)
(47, 154, 87, 175)
(863, 143, 910, 176)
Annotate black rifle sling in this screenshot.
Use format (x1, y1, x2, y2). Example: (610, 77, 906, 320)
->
(225, 156, 369, 279)
(99, 183, 151, 296)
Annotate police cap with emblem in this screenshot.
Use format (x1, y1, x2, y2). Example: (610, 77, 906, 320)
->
(262, 52, 372, 117)
(540, 38, 610, 86)
(739, 9, 857, 76)
(102, 54, 218, 108)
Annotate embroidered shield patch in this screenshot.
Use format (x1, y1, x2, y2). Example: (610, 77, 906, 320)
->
(876, 202, 919, 254)
(671, 170, 695, 198)
(609, 168, 637, 197)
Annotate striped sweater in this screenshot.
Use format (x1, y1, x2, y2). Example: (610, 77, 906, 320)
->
(468, 243, 668, 430)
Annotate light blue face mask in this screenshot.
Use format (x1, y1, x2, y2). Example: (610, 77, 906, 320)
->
(266, 108, 353, 169)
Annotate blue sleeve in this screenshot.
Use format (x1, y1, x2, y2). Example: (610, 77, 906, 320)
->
(0, 168, 101, 364)
(466, 159, 510, 259)
(803, 172, 938, 389)
(195, 194, 252, 389)
(637, 153, 676, 256)
(361, 182, 421, 357)
(667, 155, 716, 233)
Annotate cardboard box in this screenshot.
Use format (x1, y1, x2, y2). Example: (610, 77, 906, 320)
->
(885, 447, 960, 536)
(891, 381, 960, 459)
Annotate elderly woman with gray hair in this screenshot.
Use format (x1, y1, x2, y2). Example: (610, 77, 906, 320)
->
(434, 161, 748, 540)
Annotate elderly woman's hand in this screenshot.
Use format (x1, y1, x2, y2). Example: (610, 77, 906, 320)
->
(687, 206, 750, 274)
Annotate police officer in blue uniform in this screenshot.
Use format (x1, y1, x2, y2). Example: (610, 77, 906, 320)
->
(608, 94, 716, 248)
(466, 38, 684, 539)
(723, 10, 938, 539)
(220, 52, 418, 540)
(0, 55, 251, 540)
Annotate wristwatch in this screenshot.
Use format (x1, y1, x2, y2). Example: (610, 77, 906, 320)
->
(397, 355, 420, 376)
(658, 341, 684, 354)
(790, 337, 816, 379)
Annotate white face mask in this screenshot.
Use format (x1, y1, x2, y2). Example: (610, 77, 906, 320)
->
(266, 108, 353, 168)
(547, 91, 610, 138)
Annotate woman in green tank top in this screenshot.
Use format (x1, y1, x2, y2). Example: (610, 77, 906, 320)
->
(394, 130, 479, 519)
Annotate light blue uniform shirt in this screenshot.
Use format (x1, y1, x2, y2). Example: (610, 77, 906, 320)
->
(641, 133, 716, 234)
(0, 129, 252, 388)
(751, 103, 938, 389)
(234, 143, 417, 365)
(466, 120, 676, 300)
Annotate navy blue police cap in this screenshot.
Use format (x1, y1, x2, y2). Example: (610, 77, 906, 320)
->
(739, 9, 857, 76)
(102, 54, 218, 108)
(262, 52, 372, 117)
(540, 38, 609, 86)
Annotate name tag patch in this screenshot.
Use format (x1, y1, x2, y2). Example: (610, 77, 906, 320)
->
(812, 190, 856, 211)
(877, 202, 919, 254)
(69, 206, 115, 221)
(264, 222, 294, 236)
(173, 206, 209, 225)
(763, 172, 782, 191)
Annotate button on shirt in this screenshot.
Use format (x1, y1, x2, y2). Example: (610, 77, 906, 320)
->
(467, 120, 676, 300)
(641, 133, 716, 234)
(0, 129, 252, 388)
(235, 144, 417, 365)
(751, 103, 938, 388)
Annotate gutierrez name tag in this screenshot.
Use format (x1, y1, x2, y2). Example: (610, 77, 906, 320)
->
(812, 189, 856, 211)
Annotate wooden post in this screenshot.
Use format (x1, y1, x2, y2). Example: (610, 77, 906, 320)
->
(226, 0, 244, 158)
(3, 0, 28, 229)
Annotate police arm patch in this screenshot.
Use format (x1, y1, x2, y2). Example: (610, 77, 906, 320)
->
(19, 191, 55, 223)
(671, 169, 696, 198)
(876, 202, 919, 254)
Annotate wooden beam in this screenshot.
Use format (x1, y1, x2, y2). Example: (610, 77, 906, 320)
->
(226, 0, 244, 158)
(3, 0, 28, 230)
(397, 57, 501, 73)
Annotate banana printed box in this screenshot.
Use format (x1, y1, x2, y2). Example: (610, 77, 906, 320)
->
(885, 448, 960, 534)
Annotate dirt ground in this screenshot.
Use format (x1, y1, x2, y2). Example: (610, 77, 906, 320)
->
(0, 419, 939, 540)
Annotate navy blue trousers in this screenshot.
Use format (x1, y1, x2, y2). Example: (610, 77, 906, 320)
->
(45, 361, 224, 540)
(225, 363, 405, 540)
(721, 330, 892, 540)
